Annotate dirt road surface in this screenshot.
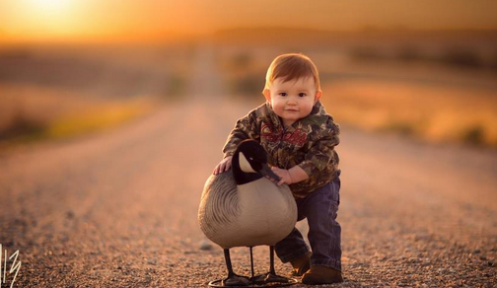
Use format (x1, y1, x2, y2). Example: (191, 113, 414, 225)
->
(1, 45, 496, 287)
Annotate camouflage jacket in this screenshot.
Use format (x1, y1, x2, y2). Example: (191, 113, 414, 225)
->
(222, 101, 340, 198)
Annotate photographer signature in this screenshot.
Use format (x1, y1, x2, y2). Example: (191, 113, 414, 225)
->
(0, 244, 21, 288)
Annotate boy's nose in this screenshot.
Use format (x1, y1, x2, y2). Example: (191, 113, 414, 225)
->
(287, 98, 297, 105)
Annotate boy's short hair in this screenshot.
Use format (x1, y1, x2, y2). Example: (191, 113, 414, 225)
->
(263, 53, 321, 92)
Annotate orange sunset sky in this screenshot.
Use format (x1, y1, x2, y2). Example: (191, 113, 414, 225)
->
(1, 0, 496, 43)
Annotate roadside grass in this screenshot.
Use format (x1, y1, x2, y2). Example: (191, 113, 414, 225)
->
(321, 80, 497, 147)
(0, 84, 158, 149)
(46, 100, 154, 139)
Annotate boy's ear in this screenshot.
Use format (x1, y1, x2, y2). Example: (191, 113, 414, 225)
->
(263, 89, 271, 102)
(314, 90, 322, 103)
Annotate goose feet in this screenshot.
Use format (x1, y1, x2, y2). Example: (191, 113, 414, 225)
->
(250, 272, 290, 285)
(223, 274, 251, 286)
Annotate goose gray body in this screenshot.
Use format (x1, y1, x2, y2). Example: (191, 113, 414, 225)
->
(198, 170, 297, 249)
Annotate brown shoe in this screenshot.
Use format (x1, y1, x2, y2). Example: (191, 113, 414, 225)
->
(302, 265, 343, 285)
(290, 252, 311, 276)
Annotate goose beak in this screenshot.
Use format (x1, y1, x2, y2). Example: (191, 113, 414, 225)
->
(259, 163, 281, 183)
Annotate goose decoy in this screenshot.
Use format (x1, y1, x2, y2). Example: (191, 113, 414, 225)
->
(198, 140, 298, 286)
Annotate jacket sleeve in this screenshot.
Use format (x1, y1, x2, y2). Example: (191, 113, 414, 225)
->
(222, 108, 261, 158)
(297, 119, 340, 181)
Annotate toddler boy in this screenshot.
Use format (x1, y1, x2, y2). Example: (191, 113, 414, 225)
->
(213, 53, 342, 285)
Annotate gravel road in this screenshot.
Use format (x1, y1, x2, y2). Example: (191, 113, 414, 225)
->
(1, 45, 496, 288)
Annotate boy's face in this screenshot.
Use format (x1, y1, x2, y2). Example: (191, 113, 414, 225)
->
(263, 77, 322, 127)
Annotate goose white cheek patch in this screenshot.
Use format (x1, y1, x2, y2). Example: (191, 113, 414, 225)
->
(239, 153, 256, 173)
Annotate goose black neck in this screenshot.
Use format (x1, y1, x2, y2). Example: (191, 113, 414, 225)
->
(232, 152, 263, 185)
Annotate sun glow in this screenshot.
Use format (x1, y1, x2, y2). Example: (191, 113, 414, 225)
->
(25, 0, 73, 14)
(1, 0, 496, 44)
(8, 0, 87, 41)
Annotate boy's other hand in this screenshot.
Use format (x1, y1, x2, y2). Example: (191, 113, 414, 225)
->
(270, 167, 293, 186)
(213, 156, 233, 175)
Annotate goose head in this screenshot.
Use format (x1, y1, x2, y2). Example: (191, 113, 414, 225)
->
(232, 140, 281, 185)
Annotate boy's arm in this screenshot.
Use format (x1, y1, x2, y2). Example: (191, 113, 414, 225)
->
(271, 120, 340, 186)
(297, 120, 340, 182)
(271, 165, 309, 186)
(222, 109, 261, 158)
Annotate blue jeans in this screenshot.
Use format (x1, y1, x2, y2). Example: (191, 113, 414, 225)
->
(275, 170, 342, 271)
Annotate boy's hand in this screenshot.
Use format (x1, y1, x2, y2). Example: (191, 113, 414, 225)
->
(213, 156, 233, 175)
(270, 167, 293, 186)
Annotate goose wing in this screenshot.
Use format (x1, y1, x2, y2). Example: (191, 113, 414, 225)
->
(198, 172, 241, 239)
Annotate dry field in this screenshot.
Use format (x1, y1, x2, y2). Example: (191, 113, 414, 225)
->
(0, 84, 158, 149)
(0, 44, 193, 149)
(2, 40, 496, 149)
(321, 80, 497, 147)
